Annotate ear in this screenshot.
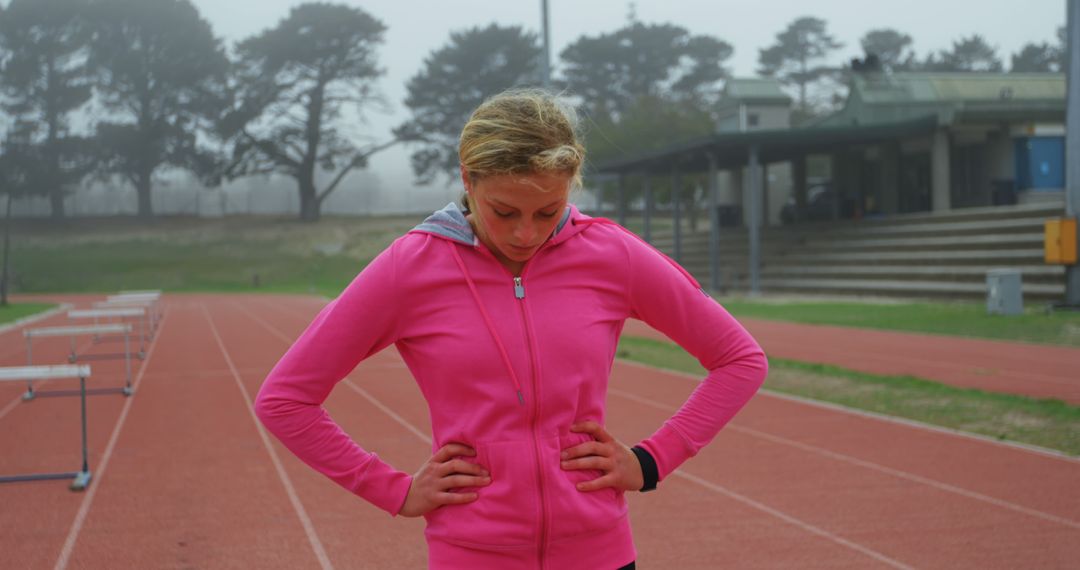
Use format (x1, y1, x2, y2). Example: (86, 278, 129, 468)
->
(460, 166, 471, 193)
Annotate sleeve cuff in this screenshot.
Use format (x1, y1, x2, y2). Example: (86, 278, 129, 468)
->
(353, 454, 413, 516)
(631, 445, 659, 492)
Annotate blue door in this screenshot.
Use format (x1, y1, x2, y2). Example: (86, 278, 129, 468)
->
(1015, 136, 1065, 191)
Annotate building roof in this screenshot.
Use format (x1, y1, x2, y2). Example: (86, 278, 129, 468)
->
(817, 72, 1065, 127)
(720, 78, 792, 106)
(592, 115, 940, 176)
(592, 72, 1066, 177)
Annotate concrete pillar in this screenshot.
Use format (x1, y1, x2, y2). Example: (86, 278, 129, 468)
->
(726, 168, 742, 207)
(643, 178, 653, 244)
(616, 174, 627, 226)
(746, 146, 762, 295)
(707, 153, 722, 291)
(830, 153, 843, 220)
(1066, 0, 1080, 305)
(880, 143, 900, 215)
(793, 155, 807, 221)
(932, 129, 952, 212)
(672, 168, 682, 263)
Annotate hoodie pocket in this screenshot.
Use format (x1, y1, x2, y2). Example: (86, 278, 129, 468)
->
(545, 432, 628, 541)
(423, 440, 537, 548)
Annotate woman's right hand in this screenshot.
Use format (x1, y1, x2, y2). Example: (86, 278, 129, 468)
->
(397, 443, 491, 518)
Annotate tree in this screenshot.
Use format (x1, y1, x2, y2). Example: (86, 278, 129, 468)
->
(560, 22, 732, 124)
(1011, 42, 1059, 72)
(0, 0, 94, 219)
(922, 35, 1002, 72)
(0, 130, 45, 305)
(860, 29, 916, 71)
(757, 16, 843, 112)
(223, 3, 392, 222)
(396, 24, 541, 185)
(87, 0, 228, 219)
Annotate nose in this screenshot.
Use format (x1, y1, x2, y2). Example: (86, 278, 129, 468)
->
(513, 220, 538, 245)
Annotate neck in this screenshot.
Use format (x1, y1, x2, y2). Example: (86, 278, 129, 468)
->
(467, 214, 524, 276)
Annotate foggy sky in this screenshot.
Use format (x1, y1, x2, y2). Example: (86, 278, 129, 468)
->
(191, 0, 1063, 205)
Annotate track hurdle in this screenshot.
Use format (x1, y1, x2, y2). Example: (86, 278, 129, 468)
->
(105, 292, 162, 334)
(69, 308, 147, 357)
(23, 323, 134, 400)
(93, 299, 159, 338)
(0, 365, 94, 491)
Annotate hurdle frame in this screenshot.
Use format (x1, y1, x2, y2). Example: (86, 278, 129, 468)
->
(0, 365, 94, 491)
(23, 323, 133, 400)
(68, 308, 147, 357)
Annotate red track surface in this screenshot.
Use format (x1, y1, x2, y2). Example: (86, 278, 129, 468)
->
(1, 293, 1078, 569)
(624, 319, 1080, 404)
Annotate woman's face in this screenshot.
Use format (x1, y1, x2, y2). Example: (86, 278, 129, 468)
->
(463, 170, 572, 271)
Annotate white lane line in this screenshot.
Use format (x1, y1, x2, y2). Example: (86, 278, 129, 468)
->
(610, 387, 1080, 531)
(243, 298, 907, 568)
(53, 310, 169, 570)
(614, 357, 1080, 464)
(672, 470, 913, 569)
(201, 304, 334, 570)
(234, 303, 429, 444)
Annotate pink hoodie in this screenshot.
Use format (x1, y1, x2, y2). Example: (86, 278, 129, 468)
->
(255, 203, 767, 569)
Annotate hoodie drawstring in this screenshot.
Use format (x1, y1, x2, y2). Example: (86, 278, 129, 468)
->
(448, 242, 527, 405)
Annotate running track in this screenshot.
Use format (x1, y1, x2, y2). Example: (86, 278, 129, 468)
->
(624, 319, 1080, 404)
(1, 294, 1077, 568)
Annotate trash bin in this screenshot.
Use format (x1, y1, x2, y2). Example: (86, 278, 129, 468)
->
(986, 269, 1023, 316)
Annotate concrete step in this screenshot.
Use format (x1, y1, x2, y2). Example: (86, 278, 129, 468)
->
(751, 278, 1064, 298)
(758, 264, 1064, 283)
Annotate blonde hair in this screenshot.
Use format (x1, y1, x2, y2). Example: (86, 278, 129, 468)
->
(459, 88, 585, 204)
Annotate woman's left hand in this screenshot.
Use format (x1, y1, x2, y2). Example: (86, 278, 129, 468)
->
(560, 421, 644, 492)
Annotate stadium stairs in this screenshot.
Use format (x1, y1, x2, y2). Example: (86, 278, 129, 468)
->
(647, 202, 1067, 302)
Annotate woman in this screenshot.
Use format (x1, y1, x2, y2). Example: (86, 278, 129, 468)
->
(255, 88, 767, 569)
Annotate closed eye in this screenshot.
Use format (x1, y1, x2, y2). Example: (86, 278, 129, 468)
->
(538, 210, 558, 218)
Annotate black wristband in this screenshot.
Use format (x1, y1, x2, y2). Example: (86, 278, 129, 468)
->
(631, 445, 659, 492)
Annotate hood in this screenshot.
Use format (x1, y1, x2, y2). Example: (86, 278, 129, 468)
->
(410, 201, 590, 248)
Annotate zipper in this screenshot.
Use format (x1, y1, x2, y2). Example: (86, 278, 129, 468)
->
(514, 275, 548, 569)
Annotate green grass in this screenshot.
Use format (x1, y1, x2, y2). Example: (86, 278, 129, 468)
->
(0, 302, 57, 326)
(10, 241, 360, 299)
(718, 298, 1080, 348)
(616, 335, 1080, 456)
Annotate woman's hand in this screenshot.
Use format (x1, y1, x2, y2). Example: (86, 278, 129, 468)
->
(560, 421, 644, 492)
(398, 443, 491, 518)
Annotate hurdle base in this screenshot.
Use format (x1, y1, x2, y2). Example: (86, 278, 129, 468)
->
(33, 386, 130, 398)
(122, 386, 133, 396)
(22, 389, 35, 401)
(0, 471, 79, 484)
(70, 471, 92, 491)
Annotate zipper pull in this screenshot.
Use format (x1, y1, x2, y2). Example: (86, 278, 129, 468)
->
(513, 277, 525, 299)
(517, 390, 525, 405)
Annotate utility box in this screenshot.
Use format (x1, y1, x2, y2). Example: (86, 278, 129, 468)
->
(1045, 218, 1078, 264)
(986, 269, 1024, 316)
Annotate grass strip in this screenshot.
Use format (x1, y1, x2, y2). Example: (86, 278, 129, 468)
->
(10, 241, 361, 299)
(617, 335, 1080, 456)
(717, 299, 1080, 348)
(0, 302, 56, 326)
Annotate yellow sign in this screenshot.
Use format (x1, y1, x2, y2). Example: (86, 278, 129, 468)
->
(1045, 218, 1078, 264)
